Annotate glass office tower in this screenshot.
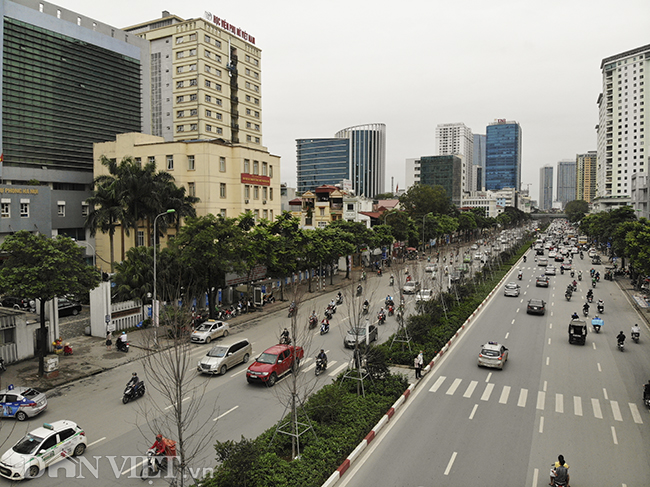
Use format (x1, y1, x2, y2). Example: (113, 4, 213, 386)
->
(485, 120, 522, 191)
(296, 138, 350, 193)
(335, 123, 386, 198)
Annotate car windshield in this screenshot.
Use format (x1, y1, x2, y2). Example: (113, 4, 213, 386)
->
(348, 327, 366, 336)
(13, 433, 45, 455)
(481, 348, 500, 357)
(195, 324, 212, 332)
(207, 346, 228, 358)
(256, 352, 278, 364)
(530, 300, 543, 306)
(21, 388, 40, 398)
(506, 283, 517, 289)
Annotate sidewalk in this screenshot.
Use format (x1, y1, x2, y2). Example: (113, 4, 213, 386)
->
(0, 272, 352, 393)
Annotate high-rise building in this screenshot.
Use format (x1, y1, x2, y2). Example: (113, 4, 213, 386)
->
(557, 160, 577, 208)
(296, 138, 350, 193)
(596, 44, 649, 205)
(473, 134, 486, 190)
(125, 11, 262, 146)
(576, 151, 597, 203)
(418, 155, 463, 206)
(0, 0, 149, 247)
(540, 166, 553, 210)
(485, 120, 522, 191)
(436, 123, 473, 192)
(334, 123, 386, 198)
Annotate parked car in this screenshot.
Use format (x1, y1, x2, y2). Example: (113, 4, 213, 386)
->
(190, 320, 229, 344)
(197, 338, 251, 375)
(477, 341, 509, 369)
(0, 420, 87, 480)
(57, 298, 82, 317)
(0, 386, 47, 421)
(246, 344, 304, 386)
(1, 296, 32, 310)
(536, 276, 549, 287)
(344, 324, 378, 348)
(526, 299, 546, 315)
(503, 282, 520, 297)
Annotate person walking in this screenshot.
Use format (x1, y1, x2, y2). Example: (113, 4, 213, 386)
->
(106, 332, 112, 351)
(414, 351, 424, 379)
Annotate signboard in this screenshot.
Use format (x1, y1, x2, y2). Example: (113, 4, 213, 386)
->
(204, 12, 256, 44)
(241, 174, 271, 186)
(225, 264, 267, 286)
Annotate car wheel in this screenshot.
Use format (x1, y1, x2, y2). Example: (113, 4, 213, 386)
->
(16, 411, 27, 421)
(242, 353, 250, 364)
(223, 329, 229, 337)
(13, 304, 20, 310)
(205, 337, 211, 344)
(220, 365, 227, 375)
(73, 443, 86, 456)
(72, 308, 79, 316)
(27, 466, 39, 478)
(267, 373, 277, 387)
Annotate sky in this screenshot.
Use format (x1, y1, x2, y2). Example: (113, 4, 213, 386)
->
(53, 0, 650, 201)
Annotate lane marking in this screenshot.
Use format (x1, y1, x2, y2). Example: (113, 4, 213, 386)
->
(611, 426, 618, 445)
(543, 381, 547, 392)
(603, 388, 609, 400)
(629, 403, 643, 424)
(213, 405, 239, 422)
(463, 380, 478, 398)
(597, 363, 602, 372)
(87, 437, 106, 448)
(430, 376, 446, 393)
(592, 342, 597, 350)
(444, 452, 457, 475)
(574, 396, 583, 416)
(532, 468, 539, 487)
(505, 332, 509, 339)
(481, 383, 494, 401)
(499, 386, 511, 404)
(555, 393, 564, 413)
(539, 415, 544, 433)
(592, 398, 603, 419)
(548, 338, 551, 345)
(165, 396, 190, 410)
(469, 404, 478, 420)
(329, 362, 348, 377)
(611, 401, 623, 421)
(511, 319, 515, 325)
(517, 388, 528, 407)
(549, 323, 552, 329)
(486, 372, 492, 383)
(546, 356, 550, 366)
(536, 391, 545, 410)
(446, 378, 462, 395)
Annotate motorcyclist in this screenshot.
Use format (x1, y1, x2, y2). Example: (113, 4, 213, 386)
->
(560, 266, 564, 275)
(572, 280, 577, 289)
(378, 307, 386, 322)
(116, 332, 128, 351)
(523, 255, 527, 262)
(631, 324, 641, 340)
(586, 289, 593, 301)
(363, 299, 369, 312)
(597, 299, 604, 309)
(317, 349, 328, 368)
(643, 380, 650, 401)
(357, 284, 362, 295)
(127, 371, 139, 387)
(151, 434, 166, 456)
(617, 330, 626, 346)
(518, 270, 523, 279)
(570, 269, 575, 278)
(571, 312, 579, 320)
(320, 317, 330, 331)
(578, 270, 582, 280)
(386, 295, 394, 306)
(583, 302, 590, 315)
(337, 291, 343, 303)
(280, 328, 290, 344)
(389, 274, 394, 285)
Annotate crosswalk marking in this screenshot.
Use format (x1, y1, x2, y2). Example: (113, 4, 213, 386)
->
(446, 378, 462, 395)
(537, 391, 545, 410)
(518, 388, 528, 407)
(629, 403, 643, 424)
(611, 401, 623, 421)
(574, 396, 583, 416)
(463, 380, 478, 398)
(430, 376, 446, 393)
(328, 362, 348, 377)
(592, 398, 603, 419)
(499, 386, 511, 404)
(481, 383, 494, 401)
(555, 393, 564, 413)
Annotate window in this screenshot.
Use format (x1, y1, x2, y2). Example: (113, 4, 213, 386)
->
(148, 156, 155, 165)
(177, 95, 184, 103)
(254, 98, 259, 105)
(263, 209, 268, 219)
(216, 112, 222, 120)
(215, 69, 222, 77)
(215, 83, 222, 91)
(177, 66, 184, 74)
(166, 155, 174, 170)
(255, 124, 260, 131)
(215, 40, 221, 48)
(205, 95, 211, 102)
(177, 125, 185, 133)
(206, 109, 212, 117)
(189, 79, 197, 86)
(215, 98, 222, 106)
(245, 185, 250, 198)
(262, 162, 268, 176)
(205, 50, 212, 59)
(176, 36, 184, 44)
(205, 65, 211, 73)
(216, 127, 223, 135)
(189, 33, 196, 41)
(20, 201, 29, 218)
(246, 108, 251, 115)
(137, 231, 145, 247)
(189, 49, 197, 56)
(205, 35, 211, 43)
(319, 208, 325, 216)
(189, 64, 197, 71)
(205, 80, 211, 88)
(190, 124, 197, 131)
(177, 81, 184, 88)
(177, 110, 184, 118)
(188, 155, 195, 170)
(244, 159, 250, 173)
(254, 209, 259, 220)
(246, 122, 252, 129)
(1, 201, 9, 218)
(190, 94, 197, 101)
(263, 187, 268, 199)
(220, 183, 226, 198)
(81, 203, 89, 217)
(253, 161, 259, 174)
(220, 157, 226, 172)
(255, 137, 260, 143)
(176, 51, 185, 59)
(58, 202, 66, 217)
(254, 186, 259, 199)
(269, 165, 274, 178)
(135, 157, 141, 167)
(190, 109, 197, 116)
(188, 182, 196, 197)
(206, 124, 212, 132)
(220, 209, 226, 217)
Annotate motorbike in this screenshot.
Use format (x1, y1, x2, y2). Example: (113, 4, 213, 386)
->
(324, 308, 333, 320)
(387, 305, 395, 316)
(592, 317, 603, 333)
(597, 303, 604, 314)
(583, 307, 589, 317)
(385, 297, 395, 308)
(578, 272, 582, 281)
(360, 272, 366, 281)
(644, 389, 650, 409)
(377, 312, 386, 325)
(592, 279, 597, 288)
(580, 252, 584, 259)
(357, 285, 363, 296)
(116, 339, 129, 353)
(315, 357, 327, 376)
(518, 272, 523, 280)
(123, 381, 146, 404)
(0, 357, 5, 373)
(587, 293, 593, 303)
(570, 270, 575, 278)
(362, 303, 369, 315)
(288, 304, 296, 318)
(336, 294, 343, 305)
(617, 340, 625, 352)
(308, 316, 318, 329)
(632, 331, 640, 343)
(141, 449, 168, 478)
(560, 267, 564, 275)
(279, 335, 291, 345)
(565, 291, 572, 301)
(320, 320, 330, 335)
(389, 276, 394, 286)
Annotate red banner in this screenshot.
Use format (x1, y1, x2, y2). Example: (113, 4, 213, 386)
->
(241, 174, 270, 186)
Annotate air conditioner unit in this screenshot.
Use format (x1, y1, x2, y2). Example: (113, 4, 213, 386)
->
(245, 199, 249, 204)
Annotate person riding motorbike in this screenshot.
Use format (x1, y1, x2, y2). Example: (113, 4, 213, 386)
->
(389, 274, 395, 286)
(583, 302, 590, 315)
(386, 295, 394, 307)
(597, 299, 604, 312)
(320, 317, 330, 333)
(643, 379, 650, 402)
(571, 312, 579, 320)
(586, 289, 593, 302)
(572, 280, 577, 289)
(336, 291, 343, 304)
(377, 307, 386, 324)
(570, 269, 575, 278)
(149, 434, 168, 470)
(617, 330, 626, 346)
(309, 311, 318, 327)
(116, 332, 128, 351)
(560, 266, 564, 275)
(280, 328, 291, 344)
(518, 270, 523, 280)
(523, 255, 527, 262)
(578, 270, 582, 281)
(357, 284, 362, 296)
(316, 349, 328, 369)
(631, 324, 641, 342)
(550, 454, 570, 487)
(377, 267, 382, 276)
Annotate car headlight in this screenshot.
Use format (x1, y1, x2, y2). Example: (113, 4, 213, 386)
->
(260, 372, 269, 376)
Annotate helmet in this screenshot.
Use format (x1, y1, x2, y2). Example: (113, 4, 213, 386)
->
(156, 434, 162, 440)
(132, 372, 137, 376)
(122, 331, 126, 335)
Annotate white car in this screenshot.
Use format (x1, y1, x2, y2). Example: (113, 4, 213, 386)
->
(0, 420, 87, 480)
(191, 320, 229, 344)
(424, 264, 437, 273)
(403, 281, 420, 294)
(545, 266, 557, 276)
(503, 282, 520, 297)
(416, 289, 434, 302)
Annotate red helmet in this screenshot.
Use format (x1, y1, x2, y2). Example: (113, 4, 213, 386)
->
(156, 434, 163, 441)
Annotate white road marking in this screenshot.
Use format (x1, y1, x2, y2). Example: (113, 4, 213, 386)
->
(329, 362, 348, 377)
(446, 378, 462, 395)
(165, 396, 190, 410)
(505, 332, 509, 339)
(629, 403, 643, 424)
(597, 363, 602, 372)
(499, 386, 510, 404)
(543, 381, 547, 392)
(532, 468, 539, 487)
(611, 426, 618, 445)
(603, 388, 609, 400)
(546, 356, 550, 366)
(536, 391, 545, 410)
(574, 396, 583, 416)
(511, 319, 515, 324)
(611, 401, 623, 421)
(548, 338, 551, 345)
(592, 342, 597, 350)
(539, 416, 544, 433)
(469, 404, 478, 420)
(481, 383, 494, 401)
(231, 368, 248, 377)
(430, 376, 446, 393)
(592, 398, 603, 419)
(463, 380, 478, 398)
(549, 323, 553, 329)
(87, 437, 106, 447)
(486, 372, 492, 383)
(517, 388, 528, 407)
(444, 452, 457, 475)
(555, 394, 563, 413)
(213, 405, 239, 422)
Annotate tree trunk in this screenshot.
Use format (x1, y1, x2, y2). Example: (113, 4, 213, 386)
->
(38, 299, 47, 377)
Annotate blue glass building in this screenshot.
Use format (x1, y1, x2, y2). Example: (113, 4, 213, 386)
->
(485, 121, 522, 191)
(296, 138, 350, 194)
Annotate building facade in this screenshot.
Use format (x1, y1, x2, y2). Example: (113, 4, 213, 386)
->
(418, 155, 463, 206)
(0, 0, 150, 253)
(596, 44, 649, 201)
(630, 173, 649, 220)
(295, 138, 349, 193)
(473, 134, 486, 191)
(125, 11, 262, 146)
(436, 123, 474, 193)
(93, 132, 281, 269)
(540, 166, 553, 210)
(485, 120, 522, 191)
(334, 123, 386, 198)
(556, 159, 577, 208)
(576, 151, 597, 203)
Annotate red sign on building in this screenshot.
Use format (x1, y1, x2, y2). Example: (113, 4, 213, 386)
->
(241, 174, 271, 186)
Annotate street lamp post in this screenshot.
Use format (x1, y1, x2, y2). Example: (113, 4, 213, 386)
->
(153, 209, 176, 344)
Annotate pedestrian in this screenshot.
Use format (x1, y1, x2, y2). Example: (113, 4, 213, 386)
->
(414, 350, 424, 379)
(106, 332, 112, 350)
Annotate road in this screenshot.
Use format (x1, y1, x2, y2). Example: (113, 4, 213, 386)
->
(337, 250, 650, 487)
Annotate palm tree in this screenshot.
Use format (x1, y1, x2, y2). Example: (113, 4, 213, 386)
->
(85, 180, 124, 273)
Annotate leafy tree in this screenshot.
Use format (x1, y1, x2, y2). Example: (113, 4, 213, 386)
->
(457, 213, 477, 241)
(399, 184, 451, 218)
(564, 200, 589, 222)
(625, 220, 650, 277)
(384, 211, 417, 243)
(0, 232, 100, 375)
(261, 212, 305, 300)
(374, 192, 396, 200)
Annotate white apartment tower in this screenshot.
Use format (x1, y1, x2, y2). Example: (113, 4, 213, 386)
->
(596, 44, 649, 201)
(436, 123, 474, 193)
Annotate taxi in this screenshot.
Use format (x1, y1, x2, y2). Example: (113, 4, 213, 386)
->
(0, 386, 47, 421)
(477, 341, 509, 370)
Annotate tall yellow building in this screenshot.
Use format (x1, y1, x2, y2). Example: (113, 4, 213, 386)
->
(93, 132, 281, 269)
(576, 151, 597, 203)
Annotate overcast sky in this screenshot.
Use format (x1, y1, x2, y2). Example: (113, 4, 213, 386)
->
(55, 0, 650, 201)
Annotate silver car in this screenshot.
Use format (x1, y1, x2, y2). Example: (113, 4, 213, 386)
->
(197, 338, 252, 375)
(344, 325, 378, 348)
(0, 386, 47, 421)
(503, 282, 520, 297)
(191, 320, 229, 344)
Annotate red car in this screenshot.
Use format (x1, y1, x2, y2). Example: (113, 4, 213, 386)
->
(246, 344, 304, 386)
